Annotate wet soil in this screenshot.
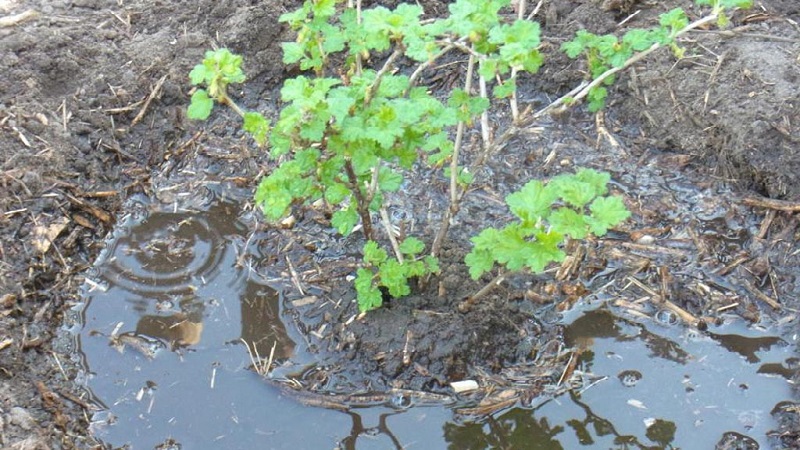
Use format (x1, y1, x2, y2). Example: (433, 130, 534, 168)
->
(1, 0, 799, 448)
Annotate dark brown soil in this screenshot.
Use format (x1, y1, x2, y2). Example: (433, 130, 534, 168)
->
(1, 0, 799, 448)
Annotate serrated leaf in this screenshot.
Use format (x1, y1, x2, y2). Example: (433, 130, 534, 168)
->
(281, 76, 311, 102)
(562, 39, 585, 59)
(254, 176, 293, 221)
(554, 177, 596, 208)
(398, 237, 425, 256)
(623, 29, 656, 52)
(493, 78, 516, 99)
(525, 230, 566, 272)
(424, 255, 440, 274)
(189, 64, 212, 85)
(575, 168, 610, 196)
(282, 42, 306, 64)
(355, 268, 383, 312)
(187, 90, 214, 120)
(379, 259, 412, 297)
(505, 180, 558, 224)
(324, 182, 350, 204)
(332, 205, 360, 235)
(363, 241, 388, 265)
(587, 86, 608, 112)
(376, 169, 402, 193)
(549, 207, 589, 239)
(242, 112, 270, 145)
(479, 58, 499, 79)
(465, 247, 495, 280)
(586, 195, 630, 235)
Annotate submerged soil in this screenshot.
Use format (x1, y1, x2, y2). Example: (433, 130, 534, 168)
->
(1, 0, 799, 448)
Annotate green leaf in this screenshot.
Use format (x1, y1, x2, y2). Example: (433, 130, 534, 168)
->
(525, 230, 566, 272)
(242, 112, 270, 145)
(355, 268, 383, 312)
(187, 90, 214, 120)
(659, 8, 688, 36)
(363, 241, 388, 265)
(553, 177, 596, 208)
(398, 237, 425, 256)
(379, 259, 412, 297)
(505, 180, 558, 224)
(254, 176, 293, 221)
(424, 255, 440, 274)
(332, 205, 360, 235)
(575, 168, 610, 196)
(378, 168, 403, 192)
(587, 86, 608, 112)
(465, 246, 495, 280)
(586, 195, 630, 236)
(562, 39, 585, 59)
(493, 78, 516, 99)
(324, 182, 350, 204)
(623, 29, 656, 52)
(282, 42, 306, 64)
(720, 0, 752, 8)
(549, 207, 589, 239)
(189, 64, 213, 85)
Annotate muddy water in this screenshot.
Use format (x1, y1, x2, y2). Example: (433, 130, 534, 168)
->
(75, 200, 795, 448)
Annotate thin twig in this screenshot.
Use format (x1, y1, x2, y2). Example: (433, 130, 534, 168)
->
(431, 53, 476, 257)
(534, 12, 721, 117)
(380, 207, 403, 263)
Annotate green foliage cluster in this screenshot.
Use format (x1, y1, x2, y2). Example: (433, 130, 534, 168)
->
(252, 0, 547, 312)
(465, 169, 630, 279)
(186, 0, 753, 314)
(562, 0, 752, 111)
(187, 49, 245, 120)
(562, 9, 688, 111)
(356, 238, 440, 312)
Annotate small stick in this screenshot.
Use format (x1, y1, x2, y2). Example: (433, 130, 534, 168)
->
(460, 272, 506, 312)
(379, 207, 403, 263)
(286, 256, 305, 296)
(742, 280, 781, 309)
(131, 74, 168, 127)
(742, 196, 800, 212)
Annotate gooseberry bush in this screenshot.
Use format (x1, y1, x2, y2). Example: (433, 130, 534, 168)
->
(188, 0, 749, 312)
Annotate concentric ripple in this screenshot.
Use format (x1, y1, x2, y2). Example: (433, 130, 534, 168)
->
(97, 206, 232, 297)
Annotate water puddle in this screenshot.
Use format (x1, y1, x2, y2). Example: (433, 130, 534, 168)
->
(75, 200, 795, 448)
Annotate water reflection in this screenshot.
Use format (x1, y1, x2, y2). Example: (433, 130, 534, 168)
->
(76, 199, 795, 448)
(78, 202, 304, 447)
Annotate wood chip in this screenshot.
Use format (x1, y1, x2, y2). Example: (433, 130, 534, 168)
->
(291, 296, 318, 307)
(450, 380, 479, 393)
(0, 293, 16, 308)
(0, 338, 13, 351)
(0, 9, 39, 27)
(32, 217, 69, 254)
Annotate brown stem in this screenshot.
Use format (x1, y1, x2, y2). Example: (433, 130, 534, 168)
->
(344, 160, 374, 240)
(459, 272, 506, 312)
(430, 53, 476, 258)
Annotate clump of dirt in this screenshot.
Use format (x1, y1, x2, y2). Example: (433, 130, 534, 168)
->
(609, 2, 800, 199)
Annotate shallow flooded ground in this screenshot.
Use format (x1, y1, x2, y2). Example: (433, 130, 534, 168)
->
(2, 0, 798, 448)
(76, 198, 795, 448)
